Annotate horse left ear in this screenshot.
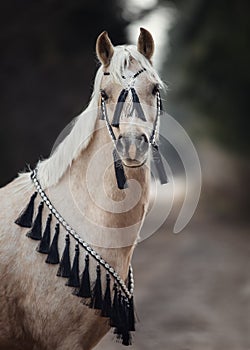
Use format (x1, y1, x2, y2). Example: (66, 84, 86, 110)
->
(137, 27, 154, 62)
(96, 31, 114, 67)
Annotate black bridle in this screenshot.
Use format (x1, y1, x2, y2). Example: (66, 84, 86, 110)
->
(100, 68, 168, 189)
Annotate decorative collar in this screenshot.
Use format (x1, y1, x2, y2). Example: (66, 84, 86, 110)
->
(15, 169, 135, 346)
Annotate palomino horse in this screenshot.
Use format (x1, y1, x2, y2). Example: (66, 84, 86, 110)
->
(0, 28, 167, 350)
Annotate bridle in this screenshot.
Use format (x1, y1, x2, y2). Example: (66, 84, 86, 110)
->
(100, 68, 161, 146)
(100, 68, 168, 189)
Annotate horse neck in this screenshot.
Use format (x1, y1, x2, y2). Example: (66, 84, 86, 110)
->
(46, 119, 151, 278)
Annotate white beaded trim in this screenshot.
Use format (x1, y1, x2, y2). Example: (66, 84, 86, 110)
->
(149, 91, 161, 146)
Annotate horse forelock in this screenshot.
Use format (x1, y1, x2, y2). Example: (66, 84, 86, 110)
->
(107, 45, 165, 88)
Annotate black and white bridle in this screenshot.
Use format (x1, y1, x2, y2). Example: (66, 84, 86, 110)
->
(99, 68, 168, 189)
(100, 68, 161, 147)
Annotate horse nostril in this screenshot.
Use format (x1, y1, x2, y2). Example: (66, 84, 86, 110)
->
(134, 133, 149, 156)
(116, 134, 125, 154)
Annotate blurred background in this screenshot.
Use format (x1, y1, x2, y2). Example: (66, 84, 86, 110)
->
(1, 0, 250, 349)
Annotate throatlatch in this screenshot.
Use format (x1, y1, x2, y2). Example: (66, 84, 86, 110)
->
(15, 170, 135, 346)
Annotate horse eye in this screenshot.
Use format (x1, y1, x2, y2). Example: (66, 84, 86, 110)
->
(101, 90, 109, 101)
(152, 84, 160, 96)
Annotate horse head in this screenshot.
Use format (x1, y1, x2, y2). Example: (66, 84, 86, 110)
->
(96, 28, 164, 169)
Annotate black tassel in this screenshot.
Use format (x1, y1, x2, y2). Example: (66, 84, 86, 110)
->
(91, 265, 103, 310)
(26, 202, 44, 240)
(120, 297, 132, 346)
(66, 244, 80, 288)
(15, 192, 37, 228)
(113, 149, 128, 190)
(114, 291, 123, 336)
(37, 214, 52, 254)
(77, 254, 91, 298)
(110, 283, 119, 327)
(57, 234, 71, 278)
(121, 323, 132, 345)
(114, 293, 131, 346)
(112, 89, 129, 127)
(131, 88, 146, 121)
(128, 296, 135, 332)
(151, 143, 168, 184)
(45, 224, 60, 264)
(101, 274, 112, 317)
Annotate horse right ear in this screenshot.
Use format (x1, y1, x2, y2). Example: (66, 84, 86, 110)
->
(137, 27, 154, 63)
(96, 31, 114, 67)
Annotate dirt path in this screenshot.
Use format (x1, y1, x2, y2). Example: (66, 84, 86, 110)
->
(95, 213, 250, 350)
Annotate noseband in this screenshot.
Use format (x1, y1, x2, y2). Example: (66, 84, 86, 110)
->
(100, 68, 168, 189)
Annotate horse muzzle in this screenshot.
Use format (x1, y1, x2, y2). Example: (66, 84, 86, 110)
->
(116, 132, 149, 168)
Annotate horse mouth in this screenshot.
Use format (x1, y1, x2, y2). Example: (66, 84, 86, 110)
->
(123, 158, 147, 168)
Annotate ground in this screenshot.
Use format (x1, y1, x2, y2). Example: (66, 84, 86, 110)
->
(95, 207, 250, 350)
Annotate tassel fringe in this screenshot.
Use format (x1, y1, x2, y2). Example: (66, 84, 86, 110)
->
(37, 214, 52, 254)
(15, 192, 136, 347)
(110, 283, 119, 327)
(26, 202, 44, 240)
(128, 296, 135, 331)
(113, 291, 132, 346)
(151, 143, 168, 184)
(77, 254, 91, 298)
(67, 244, 80, 288)
(131, 88, 146, 121)
(57, 234, 71, 278)
(101, 274, 112, 317)
(46, 224, 60, 264)
(91, 265, 103, 310)
(113, 149, 128, 190)
(15, 192, 37, 228)
(112, 89, 129, 127)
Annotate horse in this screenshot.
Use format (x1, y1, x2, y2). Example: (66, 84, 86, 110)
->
(0, 28, 166, 350)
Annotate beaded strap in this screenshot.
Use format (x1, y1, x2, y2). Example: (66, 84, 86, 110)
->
(149, 91, 161, 146)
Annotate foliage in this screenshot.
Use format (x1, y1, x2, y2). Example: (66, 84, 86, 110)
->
(163, 0, 250, 155)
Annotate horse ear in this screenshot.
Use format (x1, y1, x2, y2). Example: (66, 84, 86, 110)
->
(96, 31, 114, 67)
(137, 27, 154, 62)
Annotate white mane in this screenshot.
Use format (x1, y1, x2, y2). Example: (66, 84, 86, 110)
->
(16, 45, 164, 190)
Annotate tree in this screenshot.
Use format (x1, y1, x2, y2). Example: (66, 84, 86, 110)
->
(0, 0, 127, 186)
